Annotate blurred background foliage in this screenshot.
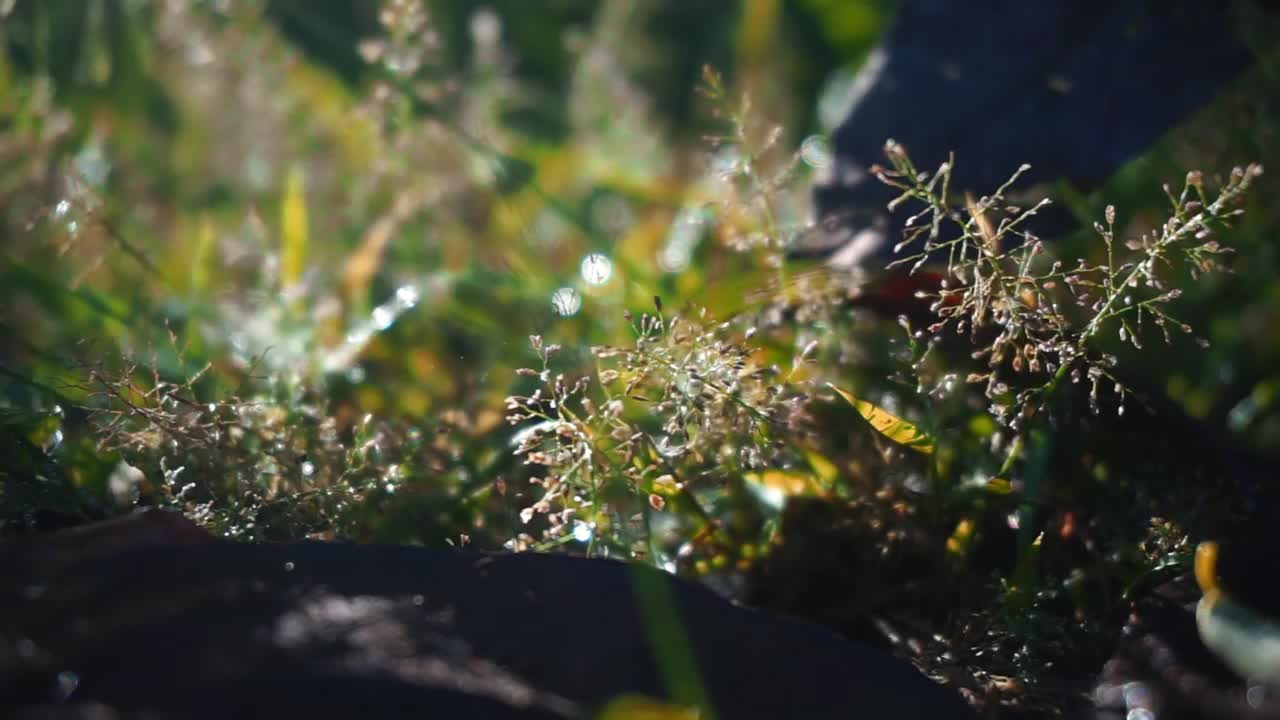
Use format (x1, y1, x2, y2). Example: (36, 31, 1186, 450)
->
(1, 0, 1279, 701)
(0, 0, 894, 541)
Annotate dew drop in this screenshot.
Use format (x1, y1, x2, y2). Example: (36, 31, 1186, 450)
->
(551, 287, 582, 317)
(590, 195, 634, 233)
(1247, 684, 1270, 709)
(658, 243, 692, 273)
(800, 135, 832, 169)
(371, 304, 396, 331)
(55, 671, 79, 701)
(580, 253, 613, 285)
(346, 327, 373, 346)
(711, 147, 741, 175)
(395, 284, 420, 309)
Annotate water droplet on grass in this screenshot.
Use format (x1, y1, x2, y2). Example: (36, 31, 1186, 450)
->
(800, 135, 832, 168)
(551, 287, 582, 316)
(55, 671, 79, 701)
(371, 305, 395, 330)
(580, 253, 613, 285)
(395, 284, 420, 308)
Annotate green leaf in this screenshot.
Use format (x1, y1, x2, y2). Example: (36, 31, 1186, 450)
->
(1007, 532, 1044, 608)
(191, 213, 215, 294)
(828, 383, 935, 454)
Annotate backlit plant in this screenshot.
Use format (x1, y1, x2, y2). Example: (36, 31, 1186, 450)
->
(872, 141, 1262, 429)
(504, 303, 815, 563)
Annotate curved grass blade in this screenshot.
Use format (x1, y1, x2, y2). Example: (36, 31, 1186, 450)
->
(280, 164, 309, 290)
(828, 383, 934, 455)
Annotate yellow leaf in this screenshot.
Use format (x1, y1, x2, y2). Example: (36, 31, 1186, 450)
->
(828, 384, 935, 454)
(804, 450, 840, 484)
(280, 165, 308, 289)
(743, 469, 824, 498)
(342, 186, 431, 305)
(985, 477, 1015, 494)
(598, 696, 701, 720)
(946, 517, 976, 556)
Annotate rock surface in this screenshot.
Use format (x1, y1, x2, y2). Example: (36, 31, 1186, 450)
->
(1, 511, 975, 719)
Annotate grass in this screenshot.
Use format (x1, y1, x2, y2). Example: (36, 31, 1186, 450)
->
(2, 0, 1279, 713)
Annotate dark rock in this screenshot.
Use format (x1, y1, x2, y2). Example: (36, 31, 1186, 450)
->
(1, 512, 975, 719)
(802, 0, 1260, 267)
